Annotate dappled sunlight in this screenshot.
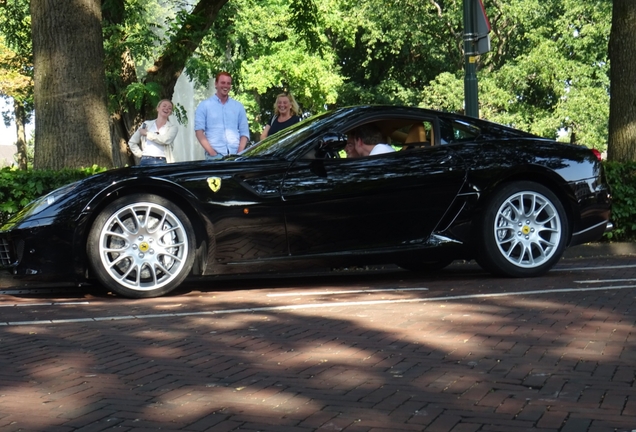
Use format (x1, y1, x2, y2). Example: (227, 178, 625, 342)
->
(7, 325, 53, 335)
(147, 385, 321, 418)
(1, 281, 635, 430)
(0, 387, 68, 429)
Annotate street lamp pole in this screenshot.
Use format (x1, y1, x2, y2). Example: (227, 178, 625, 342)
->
(463, 0, 479, 118)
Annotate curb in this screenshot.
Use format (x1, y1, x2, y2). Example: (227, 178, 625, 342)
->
(563, 242, 636, 259)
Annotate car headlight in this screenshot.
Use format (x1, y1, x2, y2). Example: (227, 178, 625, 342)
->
(18, 182, 80, 218)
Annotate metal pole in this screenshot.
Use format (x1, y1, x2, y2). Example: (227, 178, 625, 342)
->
(463, 0, 479, 118)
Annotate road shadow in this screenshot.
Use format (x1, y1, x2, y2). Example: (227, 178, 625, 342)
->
(0, 257, 635, 431)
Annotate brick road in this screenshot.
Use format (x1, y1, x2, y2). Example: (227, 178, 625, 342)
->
(1, 255, 636, 431)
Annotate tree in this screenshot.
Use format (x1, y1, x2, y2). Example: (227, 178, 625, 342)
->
(110, 0, 611, 154)
(608, 0, 636, 161)
(197, 0, 343, 128)
(30, 0, 112, 169)
(103, 0, 232, 166)
(422, 0, 610, 150)
(0, 0, 33, 169)
(0, 39, 31, 169)
(102, 0, 328, 161)
(1, 0, 615, 167)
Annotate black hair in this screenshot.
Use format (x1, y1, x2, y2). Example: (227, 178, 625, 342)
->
(352, 124, 383, 146)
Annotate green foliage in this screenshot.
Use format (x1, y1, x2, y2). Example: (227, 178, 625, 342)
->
(603, 161, 636, 242)
(102, 0, 171, 114)
(478, 0, 610, 150)
(288, 0, 322, 52)
(184, 0, 344, 131)
(124, 81, 163, 111)
(0, 0, 34, 125)
(0, 0, 31, 58)
(0, 166, 106, 226)
(0, 0, 617, 164)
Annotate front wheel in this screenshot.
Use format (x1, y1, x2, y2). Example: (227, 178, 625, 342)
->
(476, 181, 569, 277)
(87, 194, 195, 298)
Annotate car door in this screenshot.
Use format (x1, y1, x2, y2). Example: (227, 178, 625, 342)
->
(176, 160, 290, 263)
(280, 144, 467, 256)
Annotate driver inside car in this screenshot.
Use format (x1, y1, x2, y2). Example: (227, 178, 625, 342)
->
(350, 125, 395, 156)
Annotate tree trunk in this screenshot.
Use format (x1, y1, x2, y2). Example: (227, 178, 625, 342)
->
(144, 0, 229, 93)
(30, 0, 113, 169)
(13, 100, 28, 170)
(102, 0, 137, 167)
(608, 0, 636, 162)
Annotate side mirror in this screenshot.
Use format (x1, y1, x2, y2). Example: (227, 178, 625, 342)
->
(318, 133, 347, 150)
(315, 133, 347, 159)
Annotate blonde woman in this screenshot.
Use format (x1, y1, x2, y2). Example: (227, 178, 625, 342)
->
(128, 99, 178, 165)
(260, 92, 301, 140)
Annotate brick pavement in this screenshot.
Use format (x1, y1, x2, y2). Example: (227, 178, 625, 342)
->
(0, 256, 635, 431)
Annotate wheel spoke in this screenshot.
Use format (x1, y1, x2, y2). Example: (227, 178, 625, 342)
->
(537, 237, 556, 248)
(502, 238, 520, 257)
(534, 201, 548, 216)
(493, 189, 562, 269)
(118, 261, 137, 282)
(117, 210, 138, 234)
(108, 253, 129, 269)
(97, 201, 190, 292)
(154, 259, 175, 276)
(527, 193, 537, 217)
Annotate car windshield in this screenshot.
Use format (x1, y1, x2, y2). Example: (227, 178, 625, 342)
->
(239, 111, 333, 159)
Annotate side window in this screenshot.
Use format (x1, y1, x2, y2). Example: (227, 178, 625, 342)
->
(398, 121, 435, 149)
(439, 119, 480, 144)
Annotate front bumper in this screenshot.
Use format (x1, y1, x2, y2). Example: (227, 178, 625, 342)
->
(0, 224, 78, 283)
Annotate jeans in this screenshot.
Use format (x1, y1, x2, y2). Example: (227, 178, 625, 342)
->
(140, 156, 167, 166)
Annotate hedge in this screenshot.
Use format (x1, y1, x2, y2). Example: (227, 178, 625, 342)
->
(603, 161, 636, 241)
(0, 165, 105, 226)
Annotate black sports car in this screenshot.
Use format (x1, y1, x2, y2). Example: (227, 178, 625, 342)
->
(0, 106, 611, 298)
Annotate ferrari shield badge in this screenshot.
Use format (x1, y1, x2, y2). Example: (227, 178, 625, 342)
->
(207, 177, 222, 192)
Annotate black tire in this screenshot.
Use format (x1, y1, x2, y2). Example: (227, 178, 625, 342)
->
(397, 258, 454, 273)
(476, 181, 568, 277)
(87, 194, 195, 298)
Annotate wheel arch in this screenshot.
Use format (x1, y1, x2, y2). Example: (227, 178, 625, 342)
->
(473, 175, 572, 277)
(74, 178, 214, 281)
(473, 166, 577, 241)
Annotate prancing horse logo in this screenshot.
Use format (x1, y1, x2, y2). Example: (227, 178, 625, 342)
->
(207, 177, 221, 192)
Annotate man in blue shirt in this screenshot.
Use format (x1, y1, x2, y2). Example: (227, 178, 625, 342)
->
(195, 72, 250, 160)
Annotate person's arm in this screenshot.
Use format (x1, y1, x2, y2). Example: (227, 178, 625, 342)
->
(237, 106, 250, 152)
(195, 130, 217, 156)
(127, 125, 144, 158)
(238, 135, 248, 153)
(260, 125, 271, 140)
(147, 123, 178, 149)
(194, 102, 217, 156)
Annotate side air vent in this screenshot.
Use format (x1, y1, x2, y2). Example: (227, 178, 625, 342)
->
(0, 238, 13, 266)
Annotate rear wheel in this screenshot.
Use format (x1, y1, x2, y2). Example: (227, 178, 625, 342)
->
(476, 181, 568, 277)
(87, 194, 195, 298)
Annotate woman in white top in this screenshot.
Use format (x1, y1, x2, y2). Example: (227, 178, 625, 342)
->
(128, 99, 178, 165)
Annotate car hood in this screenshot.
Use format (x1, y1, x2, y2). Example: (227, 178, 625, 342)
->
(1, 158, 289, 231)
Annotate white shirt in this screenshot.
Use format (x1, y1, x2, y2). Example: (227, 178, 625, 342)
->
(143, 123, 167, 157)
(369, 143, 395, 155)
